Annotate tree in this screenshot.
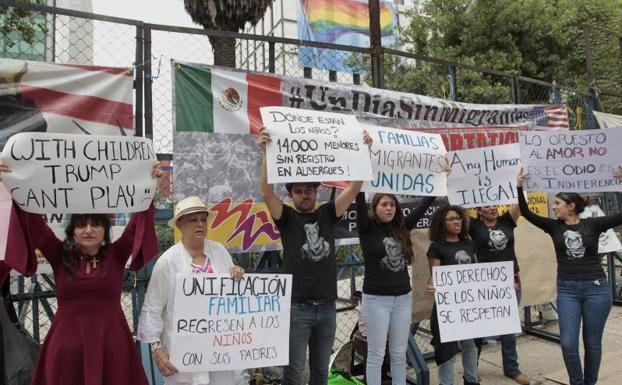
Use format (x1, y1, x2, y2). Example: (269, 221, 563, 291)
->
(397, 0, 622, 112)
(0, 0, 48, 49)
(183, 0, 274, 68)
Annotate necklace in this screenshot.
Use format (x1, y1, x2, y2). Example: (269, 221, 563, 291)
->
(81, 255, 99, 274)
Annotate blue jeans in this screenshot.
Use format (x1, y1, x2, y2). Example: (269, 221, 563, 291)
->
(438, 339, 479, 385)
(499, 284, 522, 377)
(362, 292, 412, 385)
(283, 301, 336, 385)
(557, 278, 612, 385)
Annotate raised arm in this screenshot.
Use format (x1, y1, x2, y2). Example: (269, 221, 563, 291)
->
(355, 192, 370, 233)
(404, 196, 436, 230)
(257, 130, 284, 220)
(516, 168, 555, 230)
(508, 203, 521, 224)
(335, 130, 373, 217)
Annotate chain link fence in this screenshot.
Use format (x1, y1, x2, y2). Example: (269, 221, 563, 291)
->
(2, 1, 622, 379)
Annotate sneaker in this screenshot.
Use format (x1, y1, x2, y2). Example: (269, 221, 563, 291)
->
(510, 374, 530, 385)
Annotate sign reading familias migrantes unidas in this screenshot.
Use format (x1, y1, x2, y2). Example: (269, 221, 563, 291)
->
(0, 133, 157, 214)
(170, 273, 291, 372)
(260, 107, 373, 184)
(519, 128, 622, 193)
(362, 124, 447, 196)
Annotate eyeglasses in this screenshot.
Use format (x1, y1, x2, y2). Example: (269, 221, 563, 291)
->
(445, 216, 462, 222)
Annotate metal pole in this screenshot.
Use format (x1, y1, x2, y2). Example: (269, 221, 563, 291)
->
(448, 65, 457, 101)
(369, 0, 384, 88)
(268, 41, 275, 73)
(134, 23, 144, 137)
(143, 25, 153, 140)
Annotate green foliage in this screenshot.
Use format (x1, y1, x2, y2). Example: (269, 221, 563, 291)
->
(0, 0, 48, 48)
(398, 0, 622, 111)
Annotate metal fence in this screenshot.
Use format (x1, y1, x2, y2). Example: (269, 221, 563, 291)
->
(2, 0, 622, 383)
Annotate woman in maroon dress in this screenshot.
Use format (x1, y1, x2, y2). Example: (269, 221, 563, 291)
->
(0, 161, 161, 385)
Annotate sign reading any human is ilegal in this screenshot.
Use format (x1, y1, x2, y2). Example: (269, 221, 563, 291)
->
(0, 133, 157, 214)
(447, 143, 522, 208)
(519, 128, 622, 193)
(170, 273, 291, 372)
(361, 124, 448, 196)
(260, 106, 373, 184)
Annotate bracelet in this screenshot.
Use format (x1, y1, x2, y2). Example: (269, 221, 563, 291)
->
(150, 341, 162, 353)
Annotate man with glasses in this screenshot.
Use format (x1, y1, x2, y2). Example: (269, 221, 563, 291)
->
(256, 129, 369, 385)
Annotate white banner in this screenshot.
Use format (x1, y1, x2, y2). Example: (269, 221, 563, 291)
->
(170, 273, 292, 372)
(0, 133, 156, 214)
(519, 129, 622, 192)
(261, 107, 373, 184)
(447, 143, 521, 208)
(593, 112, 622, 129)
(361, 124, 447, 196)
(432, 261, 521, 343)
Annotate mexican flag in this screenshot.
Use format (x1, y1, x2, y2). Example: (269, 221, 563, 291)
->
(173, 61, 282, 134)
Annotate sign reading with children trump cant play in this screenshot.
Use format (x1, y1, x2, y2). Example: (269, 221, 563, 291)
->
(432, 261, 521, 343)
(446, 143, 522, 208)
(362, 124, 448, 196)
(519, 128, 622, 192)
(260, 106, 373, 184)
(0, 133, 157, 214)
(170, 273, 292, 372)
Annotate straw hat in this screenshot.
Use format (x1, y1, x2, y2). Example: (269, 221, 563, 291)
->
(168, 196, 210, 227)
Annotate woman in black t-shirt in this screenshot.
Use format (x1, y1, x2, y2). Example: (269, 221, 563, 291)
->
(469, 205, 530, 385)
(516, 168, 622, 385)
(426, 204, 480, 385)
(356, 193, 434, 385)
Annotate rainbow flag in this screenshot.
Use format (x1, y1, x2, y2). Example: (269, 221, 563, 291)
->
(298, 0, 399, 72)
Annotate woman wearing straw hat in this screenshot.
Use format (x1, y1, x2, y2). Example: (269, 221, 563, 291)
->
(137, 196, 247, 385)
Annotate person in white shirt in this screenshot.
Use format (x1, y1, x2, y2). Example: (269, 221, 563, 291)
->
(137, 196, 247, 385)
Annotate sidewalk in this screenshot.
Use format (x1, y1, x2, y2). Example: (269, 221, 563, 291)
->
(425, 305, 622, 385)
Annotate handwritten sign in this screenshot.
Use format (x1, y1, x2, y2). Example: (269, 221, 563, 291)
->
(361, 124, 447, 196)
(432, 261, 521, 343)
(170, 273, 291, 372)
(519, 129, 622, 192)
(447, 143, 521, 208)
(260, 107, 373, 183)
(0, 133, 156, 214)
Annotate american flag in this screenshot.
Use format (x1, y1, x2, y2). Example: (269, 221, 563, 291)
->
(532, 104, 569, 130)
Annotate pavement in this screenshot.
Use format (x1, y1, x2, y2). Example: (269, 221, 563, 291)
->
(424, 305, 622, 385)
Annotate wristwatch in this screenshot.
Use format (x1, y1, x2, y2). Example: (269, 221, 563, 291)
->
(150, 341, 162, 353)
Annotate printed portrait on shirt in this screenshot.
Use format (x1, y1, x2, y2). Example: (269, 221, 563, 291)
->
(455, 250, 472, 264)
(563, 230, 586, 259)
(380, 237, 405, 272)
(301, 222, 331, 262)
(488, 229, 509, 251)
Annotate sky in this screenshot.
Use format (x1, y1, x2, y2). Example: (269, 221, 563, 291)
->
(91, 0, 196, 27)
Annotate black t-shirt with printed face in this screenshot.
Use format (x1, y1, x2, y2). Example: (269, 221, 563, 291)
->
(426, 239, 477, 267)
(274, 201, 338, 302)
(469, 212, 519, 273)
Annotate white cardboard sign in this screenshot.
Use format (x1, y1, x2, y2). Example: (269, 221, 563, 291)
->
(170, 273, 292, 372)
(260, 107, 373, 183)
(447, 143, 521, 208)
(519, 129, 622, 192)
(0, 133, 156, 214)
(432, 261, 521, 343)
(361, 124, 447, 196)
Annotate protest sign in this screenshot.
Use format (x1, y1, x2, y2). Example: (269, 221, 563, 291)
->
(447, 143, 521, 208)
(519, 128, 622, 192)
(170, 273, 291, 372)
(0, 133, 156, 214)
(432, 261, 521, 343)
(261, 107, 373, 184)
(361, 124, 447, 196)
